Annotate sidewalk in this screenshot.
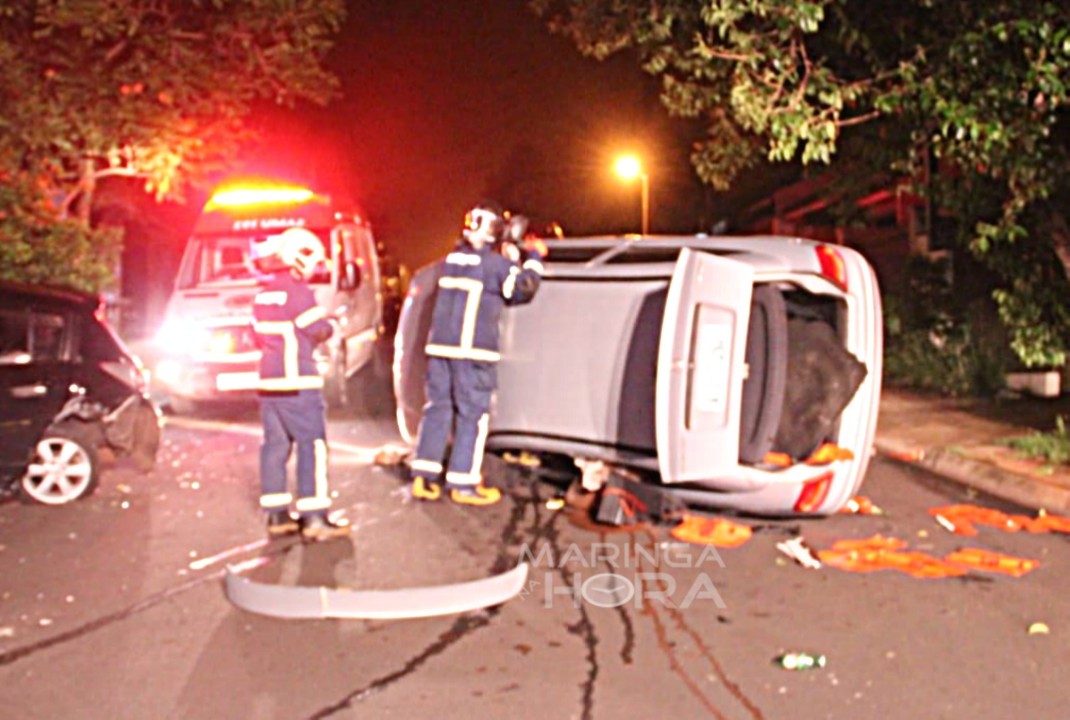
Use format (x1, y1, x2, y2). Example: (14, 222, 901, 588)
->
(875, 387, 1070, 513)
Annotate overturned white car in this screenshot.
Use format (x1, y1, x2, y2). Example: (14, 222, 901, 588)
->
(394, 235, 883, 517)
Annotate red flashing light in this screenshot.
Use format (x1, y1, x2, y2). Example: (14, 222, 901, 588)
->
(794, 472, 834, 513)
(815, 245, 848, 290)
(206, 186, 315, 209)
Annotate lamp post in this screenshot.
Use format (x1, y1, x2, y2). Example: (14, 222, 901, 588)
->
(614, 155, 649, 235)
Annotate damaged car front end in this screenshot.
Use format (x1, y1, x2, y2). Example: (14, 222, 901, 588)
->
(0, 281, 161, 505)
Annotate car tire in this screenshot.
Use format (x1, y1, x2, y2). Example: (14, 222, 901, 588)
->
(20, 423, 102, 505)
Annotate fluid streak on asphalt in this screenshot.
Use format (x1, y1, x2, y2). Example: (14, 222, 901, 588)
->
(0, 540, 300, 668)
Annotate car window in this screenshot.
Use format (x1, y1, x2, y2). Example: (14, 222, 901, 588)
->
(0, 309, 66, 364)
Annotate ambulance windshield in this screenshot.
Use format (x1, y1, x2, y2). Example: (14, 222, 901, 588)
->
(177, 232, 333, 289)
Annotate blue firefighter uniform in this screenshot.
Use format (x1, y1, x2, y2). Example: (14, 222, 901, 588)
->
(411, 242, 543, 492)
(252, 270, 334, 518)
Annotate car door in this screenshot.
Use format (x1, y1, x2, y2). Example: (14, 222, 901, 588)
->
(335, 224, 381, 375)
(0, 307, 72, 478)
(655, 247, 754, 483)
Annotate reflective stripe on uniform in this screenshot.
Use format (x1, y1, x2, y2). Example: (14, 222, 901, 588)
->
(445, 470, 480, 486)
(445, 252, 482, 267)
(295, 306, 327, 328)
(411, 459, 444, 476)
(260, 492, 294, 509)
(257, 375, 324, 391)
(424, 344, 501, 362)
(295, 496, 331, 512)
(502, 266, 520, 300)
(253, 320, 300, 380)
(295, 439, 331, 512)
(437, 276, 484, 352)
(255, 291, 288, 306)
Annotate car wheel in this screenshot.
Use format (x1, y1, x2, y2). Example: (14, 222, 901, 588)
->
(20, 424, 101, 505)
(324, 344, 349, 409)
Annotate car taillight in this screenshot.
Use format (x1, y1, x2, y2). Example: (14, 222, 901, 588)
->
(815, 245, 848, 290)
(793, 472, 833, 513)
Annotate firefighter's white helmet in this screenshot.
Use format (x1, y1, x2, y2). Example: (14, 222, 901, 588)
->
(276, 228, 326, 279)
(462, 200, 505, 248)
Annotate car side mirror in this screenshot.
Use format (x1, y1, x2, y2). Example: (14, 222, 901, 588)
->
(339, 261, 362, 290)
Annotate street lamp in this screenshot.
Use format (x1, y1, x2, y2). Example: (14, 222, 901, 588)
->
(614, 155, 649, 235)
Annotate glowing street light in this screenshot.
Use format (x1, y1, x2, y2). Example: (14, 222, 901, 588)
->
(614, 155, 649, 235)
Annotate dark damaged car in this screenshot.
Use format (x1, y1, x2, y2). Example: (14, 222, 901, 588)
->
(0, 281, 161, 505)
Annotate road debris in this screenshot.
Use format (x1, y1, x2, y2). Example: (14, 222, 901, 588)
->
(839, 496, 884, 515)
(929, 504, 1070, 536)
(775, 652, 826, 670)
(817, 535, 968, 578)
(944, 548, 1040, 577)
(775, 537, 822, 569)
(671, 514, 753, 547)
(1028, 622, 1050, 635)
(373, 445, 410, 466)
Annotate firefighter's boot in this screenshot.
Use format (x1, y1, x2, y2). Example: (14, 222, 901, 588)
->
(267, 511, 299, 537)
(412, 476, 443, 501)
(300, 514, 351, 542)
(449, 483, 502, 507)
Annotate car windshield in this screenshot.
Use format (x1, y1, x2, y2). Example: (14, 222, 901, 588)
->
(177, 232, 332, 289)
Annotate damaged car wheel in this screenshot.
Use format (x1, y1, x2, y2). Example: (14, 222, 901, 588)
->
(20, 424, 101, 505)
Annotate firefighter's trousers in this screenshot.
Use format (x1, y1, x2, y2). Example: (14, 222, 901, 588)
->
(412, 356, 495, 487)
(258, 389, 332, 516)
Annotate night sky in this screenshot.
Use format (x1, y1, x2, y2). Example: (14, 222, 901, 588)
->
(239, 0, 715, 271)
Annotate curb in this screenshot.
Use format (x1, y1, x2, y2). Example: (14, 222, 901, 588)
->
(874, 437, 1070, 515)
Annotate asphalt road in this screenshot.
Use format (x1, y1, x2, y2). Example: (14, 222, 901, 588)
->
(1, 405, 1069, 719)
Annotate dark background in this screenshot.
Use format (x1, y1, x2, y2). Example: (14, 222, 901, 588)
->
(120, 0, 780, 336)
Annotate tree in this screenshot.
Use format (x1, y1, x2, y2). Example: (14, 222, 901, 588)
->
(531, 0, 1070, 367)
(0, 0, 345, 292)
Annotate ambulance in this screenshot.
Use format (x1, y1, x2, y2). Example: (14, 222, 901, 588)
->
(154, 181, 384, 414)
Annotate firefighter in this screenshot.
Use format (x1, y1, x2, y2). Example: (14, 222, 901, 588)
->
(252, 227, 349, 540)
(410, 200, 544, 506)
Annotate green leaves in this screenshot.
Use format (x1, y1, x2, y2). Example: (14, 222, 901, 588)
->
(0, 0, 345, 291)
(532, 0, 1070, 370)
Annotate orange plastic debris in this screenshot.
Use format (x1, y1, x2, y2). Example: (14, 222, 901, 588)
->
(944, 548, 1040, 578)
(670, 514, 753, 548)
(762, 451, 793, 467)
(824, 535, 907, 552)
(1034, 511, 1070, 534)
(806, 443, 855, 465)
(929, 504, 1027, 536)
(817, 535, 968, 578)
(839, 496, 884, 515)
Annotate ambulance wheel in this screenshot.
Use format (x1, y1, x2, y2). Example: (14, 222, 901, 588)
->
(325, 347, 349, 409)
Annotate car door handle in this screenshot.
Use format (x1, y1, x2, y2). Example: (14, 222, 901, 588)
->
(10, 384, 47, 398)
